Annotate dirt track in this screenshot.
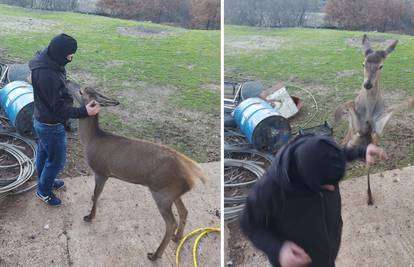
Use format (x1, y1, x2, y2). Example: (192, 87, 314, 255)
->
(0, 162, 220, 267)
(225, 166, 414, 267)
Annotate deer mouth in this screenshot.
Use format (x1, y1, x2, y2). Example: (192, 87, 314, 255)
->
(98, 99, 120, 107)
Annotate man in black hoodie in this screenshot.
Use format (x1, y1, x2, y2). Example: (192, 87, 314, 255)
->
(29, 34, 100, 206)
(240, 134, 386, 267)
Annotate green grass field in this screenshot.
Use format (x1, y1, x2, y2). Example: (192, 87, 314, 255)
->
(0, 4, 220, 113)
(0, 4, 220, 162)
(225, 25, 414, 94)
(225, 25, 414, 177)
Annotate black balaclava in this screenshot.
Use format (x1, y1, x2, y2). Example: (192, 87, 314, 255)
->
(289, 135, 346, 192)
(47, 34, 77, 66)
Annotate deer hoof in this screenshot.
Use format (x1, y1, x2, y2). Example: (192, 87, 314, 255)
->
(367, 198, 374, 206)
(147, 252, 159, 261)
(83, 215, 93, 222)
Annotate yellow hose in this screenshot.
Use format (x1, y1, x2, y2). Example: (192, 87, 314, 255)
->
(176, 227, 221, 267)
(192, 228, 220, 267)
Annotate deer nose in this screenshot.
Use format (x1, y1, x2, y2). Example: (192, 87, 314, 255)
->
(364, 82, 373, 90)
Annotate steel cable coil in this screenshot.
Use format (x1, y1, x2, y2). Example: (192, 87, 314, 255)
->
(0, 132, 36, 199)
(224, 159, 266, 222)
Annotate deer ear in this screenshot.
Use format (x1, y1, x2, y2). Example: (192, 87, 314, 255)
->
(384, 40, 398, 57)
(362, 34, 373, 56)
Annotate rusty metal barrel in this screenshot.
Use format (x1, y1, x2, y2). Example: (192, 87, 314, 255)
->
(233, 97, 291, 153)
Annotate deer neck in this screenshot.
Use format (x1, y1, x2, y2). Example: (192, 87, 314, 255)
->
(79, 115, 100, 145)
(362, 76, 382, 100)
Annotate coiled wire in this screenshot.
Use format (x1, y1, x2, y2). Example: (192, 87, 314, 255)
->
(0, 132, 36, 200)
(224, 159, 266, 222)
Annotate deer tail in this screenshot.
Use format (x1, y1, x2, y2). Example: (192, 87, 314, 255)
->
(177, 152, 207, 185)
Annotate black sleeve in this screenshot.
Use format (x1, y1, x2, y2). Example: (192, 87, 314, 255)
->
(40, 73, 88, 121)
(240, 178, 284, 267)
(342, 145, 367, 162)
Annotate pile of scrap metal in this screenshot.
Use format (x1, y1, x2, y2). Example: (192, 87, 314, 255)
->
(0, 63, 36, 200)
(224, 80, 294, 222)
(224, 79, 332, 222)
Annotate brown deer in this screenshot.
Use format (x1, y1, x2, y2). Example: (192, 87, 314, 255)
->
(67, 82, 207, 261)
(335, 34, 413, 205)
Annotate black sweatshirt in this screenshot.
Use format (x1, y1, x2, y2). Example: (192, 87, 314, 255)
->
(240, 137, 366, 267)
(28, 49, 88, 124)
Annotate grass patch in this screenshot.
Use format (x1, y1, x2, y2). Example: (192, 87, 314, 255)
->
(0, 4, 220, 113)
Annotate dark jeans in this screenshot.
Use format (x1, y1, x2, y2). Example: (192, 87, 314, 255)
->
(33, 118, 67, 196)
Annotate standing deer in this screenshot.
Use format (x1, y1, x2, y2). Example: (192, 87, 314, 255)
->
(335, 34, 413, 205)
(68, 82, 207, 261)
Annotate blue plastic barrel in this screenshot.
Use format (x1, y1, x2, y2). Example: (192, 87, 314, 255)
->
(233, 97, 291, 153)
(0, 81, 34, 135)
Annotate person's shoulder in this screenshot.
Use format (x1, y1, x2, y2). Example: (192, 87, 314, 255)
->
(36, 68, 60, 77)
(36, 69, 63, 85)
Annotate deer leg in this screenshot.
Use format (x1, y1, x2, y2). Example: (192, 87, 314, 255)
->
(372, 133, 380, 145)
(366, 131, 382, 206)
(147, 189, 178, 261)
(84, 175, 108, 222)
(367, 167, 373, 205)
(343, 105, 361, 147)
(172, 197, 188, 243)
(374, 112, 393, 136)
(342, 128, 352, 145)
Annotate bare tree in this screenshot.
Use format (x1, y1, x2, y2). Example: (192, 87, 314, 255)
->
(325, 0, 414, 32)
(191, 0, 220, 29)
(97, 0, 218, 29)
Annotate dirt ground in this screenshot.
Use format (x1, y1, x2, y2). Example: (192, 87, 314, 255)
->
(224, 166, 414, 267)
(0, 162, 220, 267)
(117, 26, 185, 38)
(0, 16, 59, 36)
(224, 36, 286, 56)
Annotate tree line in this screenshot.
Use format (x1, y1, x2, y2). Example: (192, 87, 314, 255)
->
(0, 0, 220, 30)
(225, 0, 414, 34)
(325, 0, 414, 33)
(224, 0, 320, 27)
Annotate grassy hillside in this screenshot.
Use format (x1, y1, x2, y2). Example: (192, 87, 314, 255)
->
(225, 25, 414, 177)
(0, 4, 220, 162)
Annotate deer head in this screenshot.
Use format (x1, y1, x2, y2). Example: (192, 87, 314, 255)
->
(362, 34, 398, 90)
(66, 80, 120, 107)
(79, 87, 120, 107)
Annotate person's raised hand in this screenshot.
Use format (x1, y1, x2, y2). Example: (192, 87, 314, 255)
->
(86, 100, 101, 116)
(366, 143, 387, 166)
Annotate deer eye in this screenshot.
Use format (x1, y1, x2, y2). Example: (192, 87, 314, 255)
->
(379, 65, 383, 69)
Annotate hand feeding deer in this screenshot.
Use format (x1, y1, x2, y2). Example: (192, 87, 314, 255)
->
(67, 82, 207, 261)
(335, 34, 414, 205)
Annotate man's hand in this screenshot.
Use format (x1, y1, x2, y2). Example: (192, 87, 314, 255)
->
(366, 144, 387, 166)
(86, 100, 101, 116)
(279, 241, 311, 267)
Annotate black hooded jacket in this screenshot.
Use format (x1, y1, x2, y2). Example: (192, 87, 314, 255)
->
(240, 134, 366, 267)
(28, 48, 87, 124)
